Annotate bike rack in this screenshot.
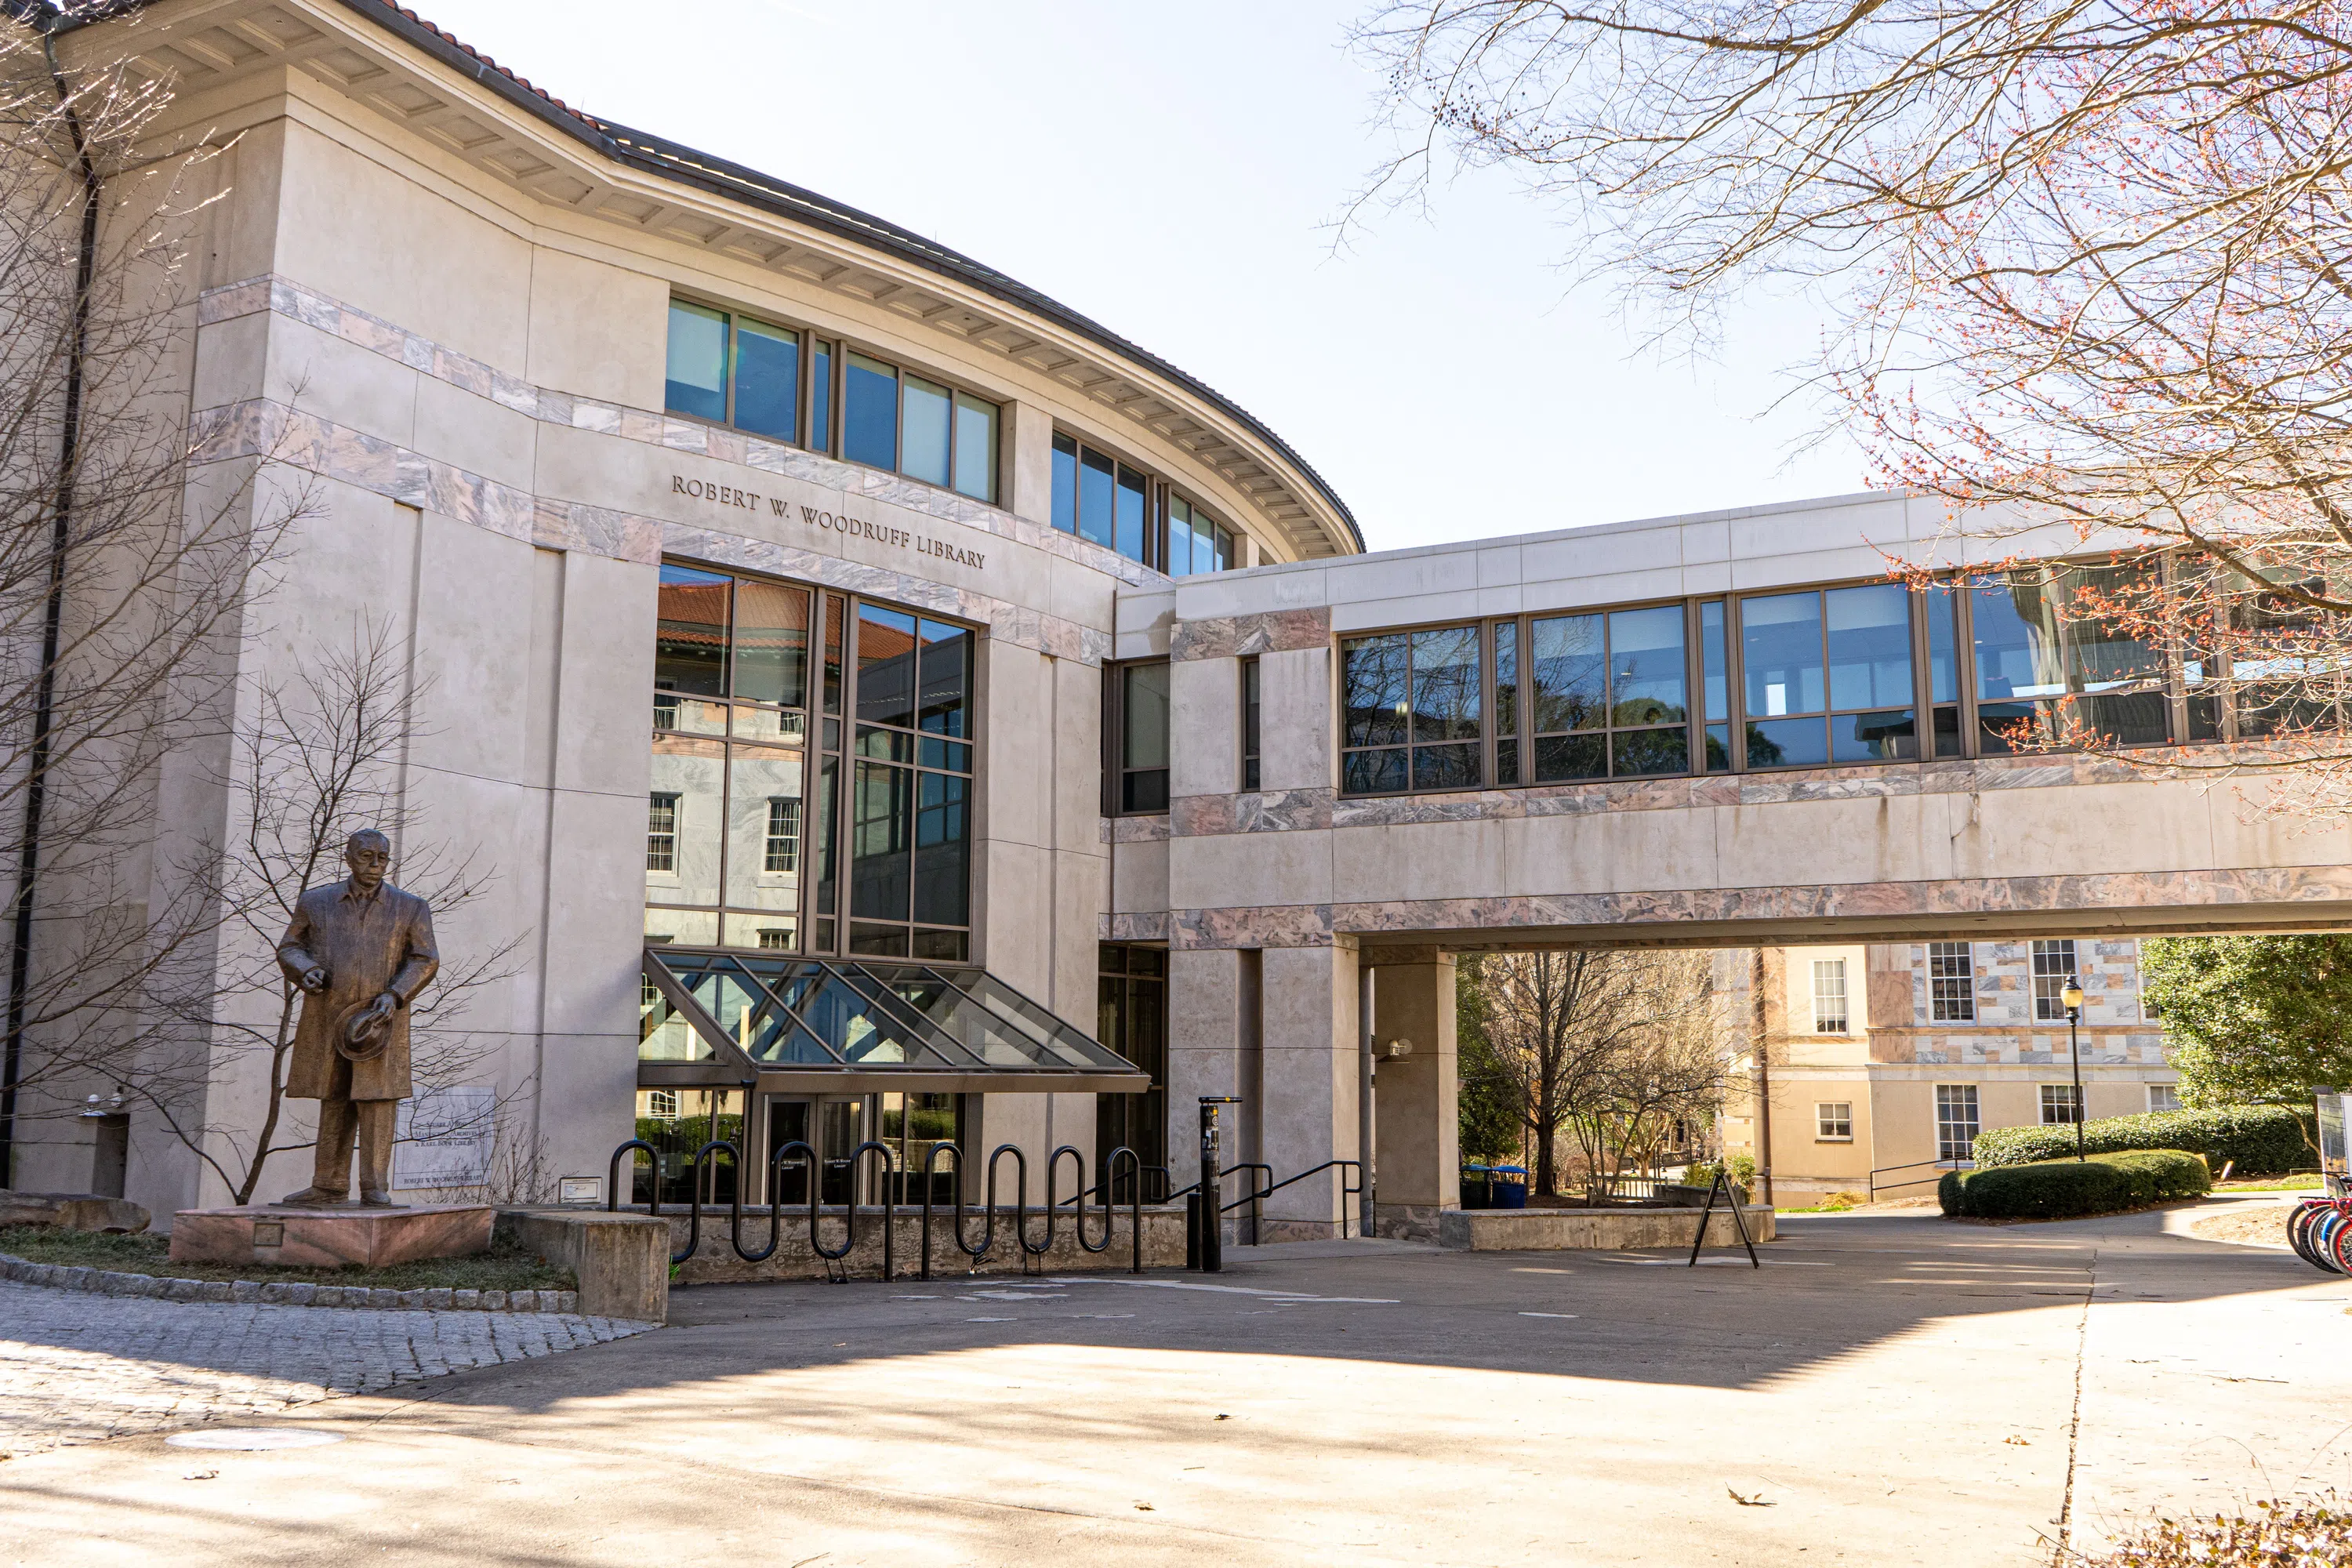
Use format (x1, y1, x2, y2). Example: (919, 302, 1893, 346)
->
(606, 1136, 733, 1266)
(602, 1135, 1204, 1282)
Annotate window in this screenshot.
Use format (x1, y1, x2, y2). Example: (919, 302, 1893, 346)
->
(1167, 495, 1235, 578)
(764, 797, 800, 873)
(1816, 1102, 1853, 1141)
(648, 563, 973, 958)
(1330, 558, 2229, 797)
(1928, 942, 1976, 1022)
(1518, 604, 1689, 782)
(645, 1087, 681, 1120)
(1096, 945, 1168, 1196)
(662, 299, 995, 502)
(1341, 624, 1481, 793)
(2032, 940, 2078, 1021)
(1936, 1085, 1980, 1162)
(2149, 1083, 2182, 1113)
(1048, 431, 1236, 574)
(2040, 1083, 2083, 1125)
(647, 793, 680, 873)
(1742, 584, 1917, 768)
(1811, 959, 1849, 1033)
(1971, 562, 2172, 753)
(1109, 662, 1171, 814)
(1241, 656, 1262, 791)
(845, 604, 975, 960)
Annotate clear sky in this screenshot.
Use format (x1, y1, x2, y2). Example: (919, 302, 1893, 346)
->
(412, 0, 1867, 554)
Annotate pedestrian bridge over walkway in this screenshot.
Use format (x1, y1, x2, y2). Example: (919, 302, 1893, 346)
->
(1102, 489, 2352, 1236)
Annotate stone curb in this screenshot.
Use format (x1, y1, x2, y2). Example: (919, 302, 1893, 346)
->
(0, 1253, 577, 1315)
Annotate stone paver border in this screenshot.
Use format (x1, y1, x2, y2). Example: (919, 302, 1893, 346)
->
(0, 1253, 576, 1313)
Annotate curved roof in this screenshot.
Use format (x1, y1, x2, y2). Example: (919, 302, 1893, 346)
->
(35, 0, 1364, 555)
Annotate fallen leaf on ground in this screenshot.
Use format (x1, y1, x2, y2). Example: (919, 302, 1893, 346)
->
(1726, 1487, 1774, 1507)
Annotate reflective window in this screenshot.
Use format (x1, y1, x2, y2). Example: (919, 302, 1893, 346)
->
(900, 374, 951, 488)
(733, 317, 799, 441)
(1114, 662, 1171, 814)
(1341, 626, 1481, 794)
(649, 564, 972, 960)
(1527, 604, 1687, 781)
(664, 300, 728, 422)
(1047, 431, 1239, 574)
(1973, 564, 2172, 752)
(844, 352, 898, 470)
(662, 301, 995, 501)
(1742, 586, 1916, 768)
(953, 393, 997, 503)
(1167, 495, 1234, 577)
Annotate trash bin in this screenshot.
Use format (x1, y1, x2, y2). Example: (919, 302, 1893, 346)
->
(1490, 1164, 1529, 1209)
(1460, 1163, 1493, 1210)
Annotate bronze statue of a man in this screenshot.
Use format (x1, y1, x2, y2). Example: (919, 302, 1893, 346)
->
(275, 829, 439, 1207)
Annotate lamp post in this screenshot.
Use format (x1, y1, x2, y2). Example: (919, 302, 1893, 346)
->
(2063, 975, 2088, 1161)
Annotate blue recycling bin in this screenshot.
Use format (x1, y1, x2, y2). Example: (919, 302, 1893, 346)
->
(1460, 1163, 1494, 1210)
(1490, 1164, 1529, 1209)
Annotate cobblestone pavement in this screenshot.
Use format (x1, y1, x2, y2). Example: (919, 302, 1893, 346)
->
(0, 1277, 656, 1457)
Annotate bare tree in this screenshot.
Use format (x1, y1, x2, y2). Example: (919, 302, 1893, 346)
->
(0, 3, 310, 1171)
(96, 629, 524, 1205)
(1351, 3, 2352, 817)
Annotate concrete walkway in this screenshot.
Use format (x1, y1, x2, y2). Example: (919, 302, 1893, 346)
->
(0, 1203, 2343, 1566)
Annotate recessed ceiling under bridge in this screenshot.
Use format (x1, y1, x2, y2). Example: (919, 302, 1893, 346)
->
(637, 948, 1150, 1095)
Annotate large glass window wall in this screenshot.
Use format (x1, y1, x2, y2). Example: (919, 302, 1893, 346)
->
(648, 562, 975, 958)
(664, 299, 997, 503)
(1336, 560, 2237, 796)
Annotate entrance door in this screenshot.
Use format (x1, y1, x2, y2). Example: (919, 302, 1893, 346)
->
(767, 1097, 813, 1204)
(764, 1094, 870, 1206)
(818, 1096, 866, 1205)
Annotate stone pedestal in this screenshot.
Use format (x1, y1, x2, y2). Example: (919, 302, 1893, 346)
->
(168, 1203, 492, 1269)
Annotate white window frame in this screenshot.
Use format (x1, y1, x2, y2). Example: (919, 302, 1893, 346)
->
(647, 792, 681, 875)
(1815, 1102, 1853, 1142)
(645, 1088, 680, 1120)
(1811, 958, 1849, 1033)
(1935, 1084, 1980, 1162)
(1927, 941, 1975, 1022)
(2032, 939, 2078, 1022)
(2039, 1083, 2083, 1125)
(2147, 1083, 2181, 1114)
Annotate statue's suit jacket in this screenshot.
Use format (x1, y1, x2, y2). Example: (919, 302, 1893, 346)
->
(276, 880, 439, 1102)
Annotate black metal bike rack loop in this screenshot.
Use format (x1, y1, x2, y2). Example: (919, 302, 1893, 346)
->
(610, 1136, 1158, 1282)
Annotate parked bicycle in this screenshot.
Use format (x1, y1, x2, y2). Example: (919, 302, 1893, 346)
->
(2287, 1192, 2352, 1274)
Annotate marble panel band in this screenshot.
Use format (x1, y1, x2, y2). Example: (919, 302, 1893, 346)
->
(1170, 607, 1331, 662)
(1168, 867, 2352, 950)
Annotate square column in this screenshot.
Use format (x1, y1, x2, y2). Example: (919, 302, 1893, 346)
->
(1367, 954, 1458, 1240)
(1257, 943, 1360, 1241)
(1167, 947, 1243, 1197)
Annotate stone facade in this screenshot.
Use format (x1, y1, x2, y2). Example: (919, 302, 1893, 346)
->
(11, 2, 2341, 1250)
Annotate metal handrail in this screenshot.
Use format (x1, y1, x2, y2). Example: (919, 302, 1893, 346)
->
(1867, 1156, 1970, 1201)
(1253, 1159, 1365, 1241)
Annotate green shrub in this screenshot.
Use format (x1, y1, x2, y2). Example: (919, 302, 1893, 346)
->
(1942, 1149, 2212, 1220)
(1969, 1104, 2314, 1174)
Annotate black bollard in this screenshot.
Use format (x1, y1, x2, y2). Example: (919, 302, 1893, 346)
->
(1198, 1095, 1240, 1273)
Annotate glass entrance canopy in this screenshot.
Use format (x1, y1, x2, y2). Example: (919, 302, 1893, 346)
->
(639, 947, 1150, 1094)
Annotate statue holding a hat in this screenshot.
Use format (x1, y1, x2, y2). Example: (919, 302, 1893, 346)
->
(274, 828, 440, 1207)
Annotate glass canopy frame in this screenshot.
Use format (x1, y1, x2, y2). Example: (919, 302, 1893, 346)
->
(639, 946, 1151, 1094)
